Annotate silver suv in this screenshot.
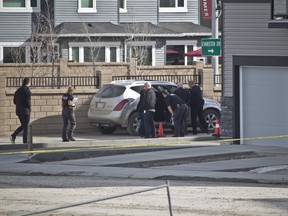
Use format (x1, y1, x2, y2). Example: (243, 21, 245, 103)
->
(88, 80, 221, 136)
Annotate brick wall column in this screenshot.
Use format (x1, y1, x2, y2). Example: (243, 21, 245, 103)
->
(0, 73, 6, 135)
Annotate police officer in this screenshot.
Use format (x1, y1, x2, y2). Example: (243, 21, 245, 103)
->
(62, 86, 76, 142)
(162, 89, 189, 137)
(174, 83, 190, 105)
(188, 80, 208, 135)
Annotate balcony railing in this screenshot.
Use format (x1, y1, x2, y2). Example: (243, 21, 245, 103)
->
(6, 76, 100, 88)
(112, 74, 202, 85)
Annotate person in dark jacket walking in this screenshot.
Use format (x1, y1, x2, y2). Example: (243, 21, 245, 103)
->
(10, 77, 31, 144)
(162, 89, 189, 137)
(62, 86, 77, 142)
(142, 82, 156, 138)
(188, 80, 208, 135)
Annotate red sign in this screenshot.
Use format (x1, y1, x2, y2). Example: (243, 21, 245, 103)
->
(200, 0, 212, 20)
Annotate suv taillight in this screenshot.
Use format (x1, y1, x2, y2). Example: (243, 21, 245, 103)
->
(114, 99, 129, 111)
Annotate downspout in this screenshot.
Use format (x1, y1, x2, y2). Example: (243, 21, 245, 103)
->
(157, 0, 159, 26)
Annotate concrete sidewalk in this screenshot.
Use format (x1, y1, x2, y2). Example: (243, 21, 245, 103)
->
(0, 131, 221, 150)
(1, 132, 288, 185)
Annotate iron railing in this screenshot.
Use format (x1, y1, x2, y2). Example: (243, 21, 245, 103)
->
(214, 75, 222, 85)
(6, 76, 100, 88)
(18, 181, 173, 216)
(112, 74, 201, 85)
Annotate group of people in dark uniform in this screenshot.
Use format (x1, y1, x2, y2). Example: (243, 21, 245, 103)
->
(137, 80, 208, 138)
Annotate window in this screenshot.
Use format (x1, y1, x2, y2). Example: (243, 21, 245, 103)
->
(273, 0, 288, 19)
(71, 47, 79, 62)
(30, 46, 40, 63)
(84, 47, 105, 62)
(160, 0, 187, 12)
(0, 0, 40, 12)
(119, 0, 126, 13)
(78, 0, 96, 13)
(127, 46, 152, 66)
(166, 45, 184, 65)
(3, 47, 26, 63)
(110, 47, 117, 62)
(269, 0, 288, 28)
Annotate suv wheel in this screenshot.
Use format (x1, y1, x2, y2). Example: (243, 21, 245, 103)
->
(127, 112, 140, 136)
(99, 126, 117, 134)
(203, 109, 220, 132)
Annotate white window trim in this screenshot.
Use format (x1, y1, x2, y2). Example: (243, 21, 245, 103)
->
(119, 0, 127, 13)
(68, 42, 121, 63)
(0, 0, 40, 12)
(159, 0, 187, 13)
(78, 0, 97, 13)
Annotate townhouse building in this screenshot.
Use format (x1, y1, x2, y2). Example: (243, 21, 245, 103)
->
(0, 0, 212, 67)
(221, 0, 288, 147)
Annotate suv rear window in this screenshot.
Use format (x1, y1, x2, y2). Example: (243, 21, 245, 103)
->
(96, 85, 126, 98)
(130, 86, 144, 94)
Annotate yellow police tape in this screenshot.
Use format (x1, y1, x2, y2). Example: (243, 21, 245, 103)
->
(1, 134, 288, 155)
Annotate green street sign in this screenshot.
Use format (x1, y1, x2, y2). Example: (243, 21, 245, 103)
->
(201, 38, 221, 56)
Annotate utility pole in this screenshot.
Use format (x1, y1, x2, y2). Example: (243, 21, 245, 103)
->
(212, 0, 219, 87)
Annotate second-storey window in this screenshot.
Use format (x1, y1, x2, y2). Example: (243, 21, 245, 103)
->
(120, 0, 127, 13)
(78, 0, 96, 13)
(1, 0, 40, 12)
(3, 0, 25, 7)
(160, 0, 186, 12)
(273, 0, 288, 19)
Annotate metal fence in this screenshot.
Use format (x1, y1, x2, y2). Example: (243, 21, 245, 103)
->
(112, 74, 202, 85)
(6, 76, 100, 88)
(18, 181, 173, 216)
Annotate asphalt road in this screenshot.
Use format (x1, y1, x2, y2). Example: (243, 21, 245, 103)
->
(1, 131, 288, 215)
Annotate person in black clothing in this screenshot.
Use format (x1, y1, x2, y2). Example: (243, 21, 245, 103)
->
(62, 86, 77, 142)
(136, 88, 145, 137)
(162, 89, 189, 137)
(142, 82, 156, 138)
(10, 77, 31, 144)
(174, 83, 190, 105)
(174, 83, 190, 134)
(188, 80, 208, 135)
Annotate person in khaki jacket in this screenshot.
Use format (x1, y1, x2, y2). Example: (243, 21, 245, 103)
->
(61, 86, 77, 142)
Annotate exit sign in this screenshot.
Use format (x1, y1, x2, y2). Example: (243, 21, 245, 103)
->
(201, 38, 221, 56)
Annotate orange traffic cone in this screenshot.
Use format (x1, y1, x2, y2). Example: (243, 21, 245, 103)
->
(158, 122, 164, 137)
(213, 119, 220, 138)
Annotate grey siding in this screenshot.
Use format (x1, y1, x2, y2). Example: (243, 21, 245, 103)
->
(54, 0, 118, 26)
(0, 14, 31, 42)
(223, 2, 288, 97)
(120, 0, 157, 24)
(159, 0, 199, 23)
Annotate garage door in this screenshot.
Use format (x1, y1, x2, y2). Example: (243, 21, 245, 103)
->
(240, 66, 288, 147)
